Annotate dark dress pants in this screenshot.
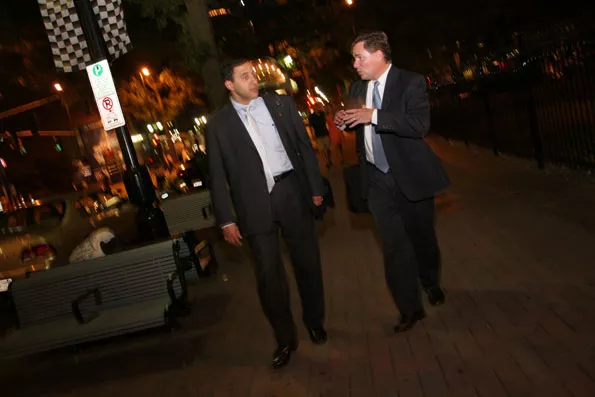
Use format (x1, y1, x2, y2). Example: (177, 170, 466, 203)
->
(246, 173, 325, 345)
(367, 163, 441, 316)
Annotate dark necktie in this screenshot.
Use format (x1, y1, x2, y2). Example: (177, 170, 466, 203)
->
(371, 80, 389, 172)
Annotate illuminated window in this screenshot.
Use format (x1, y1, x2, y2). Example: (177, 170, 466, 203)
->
(209, 8, 230, 17)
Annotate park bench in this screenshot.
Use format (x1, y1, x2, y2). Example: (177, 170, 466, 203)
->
(161, 190, 218, 277)
(0, 239, 185, 359)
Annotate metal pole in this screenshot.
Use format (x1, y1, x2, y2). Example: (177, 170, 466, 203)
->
(74, 0, 169, 240)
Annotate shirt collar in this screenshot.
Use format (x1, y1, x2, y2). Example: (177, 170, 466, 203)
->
(375, 63, 392, 86)
(231, 96, 264, 114)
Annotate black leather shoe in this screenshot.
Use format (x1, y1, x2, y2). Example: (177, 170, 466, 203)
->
(271, 340, 298, 369)
(307, 327, 328, 344)
(424, 286, 446, 306)
(394, 310, 426, 333)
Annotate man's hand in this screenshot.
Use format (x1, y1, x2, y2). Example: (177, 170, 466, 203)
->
(222, 223, 243, 247)
(334, 110, 347, 127)
(313, 196, 323, 206)
(344, 108, 375, 128)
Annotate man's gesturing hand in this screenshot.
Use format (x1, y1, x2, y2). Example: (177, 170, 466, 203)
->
(334, 110, 347, 127)
(344, 108, 374, 128)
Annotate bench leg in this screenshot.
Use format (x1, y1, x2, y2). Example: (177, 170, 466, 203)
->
(180, 231, 218, 278)
(164, 307, 183, 331)
(182, 231, 200, 271)
(205, 242, 218, 276)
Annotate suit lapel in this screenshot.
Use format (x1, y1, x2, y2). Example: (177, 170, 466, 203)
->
(224, 103, 259, 155)
(263, 95, 297, 156)
(381, 66, 400, 109)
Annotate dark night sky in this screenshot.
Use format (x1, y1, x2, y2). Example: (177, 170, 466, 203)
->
(1, 0, 592, 105)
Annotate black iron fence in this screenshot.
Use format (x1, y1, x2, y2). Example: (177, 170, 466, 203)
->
(430, 40, 595, 170)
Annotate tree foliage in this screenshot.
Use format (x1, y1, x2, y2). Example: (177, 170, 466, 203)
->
(119, 68, 202, 123)
(124, 0, 225, 108)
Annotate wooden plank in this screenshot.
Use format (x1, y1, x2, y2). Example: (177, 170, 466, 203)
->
(11, 239, 179, 327)
(0, 298, 170, 358)
(160, 191, 216, 235)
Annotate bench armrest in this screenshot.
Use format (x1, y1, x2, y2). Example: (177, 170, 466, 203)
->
(72, 288, 103, 324)
(167, 270, 188, 304)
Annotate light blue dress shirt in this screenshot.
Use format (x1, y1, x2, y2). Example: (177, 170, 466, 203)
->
(231, 97, 293, 177)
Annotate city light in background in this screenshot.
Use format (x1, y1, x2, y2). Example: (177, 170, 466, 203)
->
(147, 124, 154, 133)
(141, 67, 150, 77)
(314, 86, 330, 103)
(283, 55, 294, 68)
(194, 116, 208, 125)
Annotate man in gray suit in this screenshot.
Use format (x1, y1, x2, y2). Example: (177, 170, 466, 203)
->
(205, 59, 327, 369)
(335, 32, 450, 333)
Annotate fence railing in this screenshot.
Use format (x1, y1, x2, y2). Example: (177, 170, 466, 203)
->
(430, 40, 595, 170)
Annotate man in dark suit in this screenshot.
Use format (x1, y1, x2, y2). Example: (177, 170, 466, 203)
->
(206, 59, 327, 369)
(335, 32, 450, 332)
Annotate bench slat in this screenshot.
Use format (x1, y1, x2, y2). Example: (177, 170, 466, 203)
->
(0, 298, 170, 359)
(10, 239, 180, 327)
(160, 191, 216, 235)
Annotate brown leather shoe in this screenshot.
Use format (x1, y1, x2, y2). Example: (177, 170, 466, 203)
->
(394, 310, 426, 333)
(271, 340, 298, 369)
(424, 286, 446, 306)
(307, 327, 328, 344)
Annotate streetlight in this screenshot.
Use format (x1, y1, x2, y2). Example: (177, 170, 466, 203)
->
(345, 0, 353, 5)
(141, 67, 150, 77)
(53, 82, 86, 156)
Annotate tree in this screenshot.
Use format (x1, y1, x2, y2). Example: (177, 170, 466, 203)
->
(124, 0, 226, 110)
(119, 68, 202, 124)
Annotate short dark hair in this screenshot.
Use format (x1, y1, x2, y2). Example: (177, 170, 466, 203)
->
(220, 58, 251, 82)
(352, 31, 392, 62)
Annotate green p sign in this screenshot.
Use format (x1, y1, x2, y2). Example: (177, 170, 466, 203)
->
(92, 64, 103, 77)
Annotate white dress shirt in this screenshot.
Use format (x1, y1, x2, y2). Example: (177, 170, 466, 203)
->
(222, 97, 294, 229)
(365, 64, 392, 164)
(231, 97, 293, 182)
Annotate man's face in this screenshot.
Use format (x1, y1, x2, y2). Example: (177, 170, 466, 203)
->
(352, 41, 385, 81)
(225, 62, 259, 103)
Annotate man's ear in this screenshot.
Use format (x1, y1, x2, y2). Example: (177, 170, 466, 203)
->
(224, 80, 234, 92)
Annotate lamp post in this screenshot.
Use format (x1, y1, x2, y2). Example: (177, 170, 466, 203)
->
(53, 82, 86, 158)
(345, 0, 356, 35)
(73, 0, 168, 241)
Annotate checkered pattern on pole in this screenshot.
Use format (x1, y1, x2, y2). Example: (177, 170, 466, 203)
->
(38, 0, 91, 73)
(92, 0, 131, 61)
(37, 0, 131, 73)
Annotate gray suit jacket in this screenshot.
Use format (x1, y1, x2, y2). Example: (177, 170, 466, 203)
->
(349, 66, 450, 201)
(206, 94, 324, 236)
